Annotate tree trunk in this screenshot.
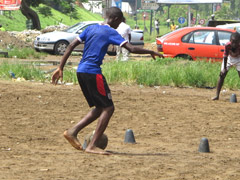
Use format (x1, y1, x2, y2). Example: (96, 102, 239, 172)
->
(20, 0, 41, 30)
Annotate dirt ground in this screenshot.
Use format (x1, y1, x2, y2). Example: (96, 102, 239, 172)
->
(1, 31, 240, 179)
(1, 73, 240, 179)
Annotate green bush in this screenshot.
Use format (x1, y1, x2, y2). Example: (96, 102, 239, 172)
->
(37, 6, 52, 17)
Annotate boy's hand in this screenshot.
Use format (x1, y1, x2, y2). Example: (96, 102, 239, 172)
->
(151, 51, 164, 60)
(220, 68, 227, 75)
(51, 68, 63, 85)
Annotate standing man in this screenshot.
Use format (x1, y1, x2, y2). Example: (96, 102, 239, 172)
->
(116, 17, 131, 61)
(155, 19, 159, 35)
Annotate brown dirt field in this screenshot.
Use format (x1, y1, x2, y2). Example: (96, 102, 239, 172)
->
(1, 77, 240, 180)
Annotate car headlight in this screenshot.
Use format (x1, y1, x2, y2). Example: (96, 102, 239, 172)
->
(39, 37, 51, 42)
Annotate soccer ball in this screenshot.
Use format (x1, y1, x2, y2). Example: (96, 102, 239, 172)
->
(83, 130, 108, 150)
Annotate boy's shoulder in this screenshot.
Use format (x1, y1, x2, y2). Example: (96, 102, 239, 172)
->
(225, 41, 231, 48)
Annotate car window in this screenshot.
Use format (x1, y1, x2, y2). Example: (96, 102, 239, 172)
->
(76, 24, 97, 34)
(182, 32, 192, 42)
(218, 31, 232, 46)
(188, 31, 216, 45)
(63, 22, 86, 33)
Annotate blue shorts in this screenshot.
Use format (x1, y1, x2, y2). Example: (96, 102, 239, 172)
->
(77, 73, 113, 108)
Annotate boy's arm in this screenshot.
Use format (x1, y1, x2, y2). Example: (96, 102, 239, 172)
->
(122, 42, 163, 59)
(223, 56, 227, 70)
(52, 39, 80, 85)
(223, 44, 229, 70)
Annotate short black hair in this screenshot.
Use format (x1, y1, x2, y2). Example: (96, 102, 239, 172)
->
(231, 32, 240, 41)
(106, 7, 123, 20)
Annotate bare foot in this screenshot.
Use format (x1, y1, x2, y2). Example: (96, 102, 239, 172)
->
(212, 96, 219, 101)
(63, 130, 83, 150)
(85, 146, 111, 155)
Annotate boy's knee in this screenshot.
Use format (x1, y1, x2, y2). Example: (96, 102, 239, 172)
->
(102, 105, 115, 114)
(108, 105, 115, 113)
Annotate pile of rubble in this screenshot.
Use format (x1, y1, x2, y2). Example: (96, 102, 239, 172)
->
(0, 24, 69, 50)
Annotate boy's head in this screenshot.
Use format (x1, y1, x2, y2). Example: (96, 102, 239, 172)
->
(230, 32, 240, 50)
(105, 7, 123, 29)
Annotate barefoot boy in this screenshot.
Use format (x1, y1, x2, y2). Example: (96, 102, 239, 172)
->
(212, 32, 240, 100)
(52, 7, 163, 155)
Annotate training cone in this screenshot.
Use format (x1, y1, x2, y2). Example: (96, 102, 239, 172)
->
(198, 137, 210, 153)
(124, 129, 136, 143)
(230, 93, 237, 103)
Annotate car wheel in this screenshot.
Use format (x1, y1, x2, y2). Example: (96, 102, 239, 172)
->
(176, 54, 193, 60)
(34, 48, 40, 52)
(54, 41, 69, 55)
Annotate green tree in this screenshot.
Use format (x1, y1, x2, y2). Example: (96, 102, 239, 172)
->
(20, 0, 43, 30)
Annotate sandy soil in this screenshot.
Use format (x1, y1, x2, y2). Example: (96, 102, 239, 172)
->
(1, 76, 240, 179)
(1, 35, 240, 179)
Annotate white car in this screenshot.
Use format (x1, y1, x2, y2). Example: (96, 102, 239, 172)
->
(34, 21, 144, 55)
(216, 23, 240, 32)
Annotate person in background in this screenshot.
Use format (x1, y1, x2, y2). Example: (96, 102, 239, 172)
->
(170, 21, 176, 31)
(212, 32, 240, 100)
(116, 17, 131, 61)
(155, 19, 159, 35)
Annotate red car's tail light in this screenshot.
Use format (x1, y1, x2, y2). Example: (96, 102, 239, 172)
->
(157, 44, 163, 52)
(140, 36, 144, 41)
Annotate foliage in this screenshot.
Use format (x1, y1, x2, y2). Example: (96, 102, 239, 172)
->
(1, 59, 240, 90)
(215, 3, 234, 20)
(0, 5, 103, 31)
(37, 6, 52, 17)
(2, 48, 47, 59)
(25, 0, 44, 7)
(101, 59, 240, 89)
(0, 61, 46, 82)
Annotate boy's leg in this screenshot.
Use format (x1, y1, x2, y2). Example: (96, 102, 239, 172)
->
(64, 107, 103, 150)
(212, 70, 228, 100)
(85, 105, 114, 155)
(116, 46, 121, 61)
(122, 47, 129, 61)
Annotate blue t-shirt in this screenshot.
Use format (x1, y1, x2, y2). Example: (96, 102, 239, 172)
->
(77, 24, 127, 74)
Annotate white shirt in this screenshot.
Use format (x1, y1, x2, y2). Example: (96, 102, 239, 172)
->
(116, 22, 131, 42)
(155, 20, 159, 28)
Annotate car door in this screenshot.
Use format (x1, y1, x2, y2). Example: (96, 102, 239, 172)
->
(217, 30, 232, 60)
(184, 30, 219, 61)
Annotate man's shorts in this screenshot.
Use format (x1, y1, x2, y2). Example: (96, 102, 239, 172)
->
(221, 55, 240, 71)
(77, 73, 113, 108)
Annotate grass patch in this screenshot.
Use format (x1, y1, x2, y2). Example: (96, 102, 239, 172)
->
(1, 58, 240, 90)
(102, 58, 239, 89)
(0, 61, 46, 82)
(6, 48, 47, 59)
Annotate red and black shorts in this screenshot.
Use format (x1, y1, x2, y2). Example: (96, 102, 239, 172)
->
(77, 73, 113, 108)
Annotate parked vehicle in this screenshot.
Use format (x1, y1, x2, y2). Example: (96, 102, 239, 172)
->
(207, 20, 240, 27)
(34, 21, 144, 55)
(156, 27, 236, 61)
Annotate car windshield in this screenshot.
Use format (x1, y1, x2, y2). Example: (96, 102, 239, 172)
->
(63, 22, 87, 33)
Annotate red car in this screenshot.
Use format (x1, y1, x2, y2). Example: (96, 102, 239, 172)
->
(156, 27, 236, 62)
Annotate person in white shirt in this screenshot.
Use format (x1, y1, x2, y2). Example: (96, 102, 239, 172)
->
(155, 19, 159, 35)
(116, 17, 131, 61)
